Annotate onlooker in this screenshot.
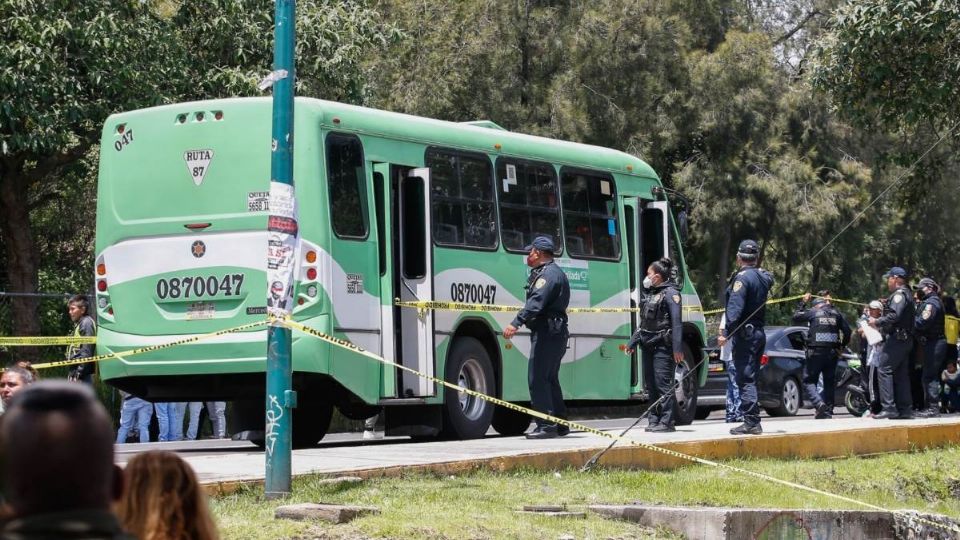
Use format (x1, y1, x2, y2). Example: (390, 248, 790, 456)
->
(0, 366, 36, 415)
(168, 402, 187, 441)
(65, 294, 97, 384)
(858, 300, 885, 415)
(154, 402, 173, 442)
(13, 361, 38, 383)
(116, 451, 219, 540)
(718, 315, 741, 423)
(186, 402, 227, 440)
(0, 381, 134, 539)
(942, 361, 960, 413)
(116, 391, 154, 444)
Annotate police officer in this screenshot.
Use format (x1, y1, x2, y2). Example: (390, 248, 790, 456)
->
(719, 239, 773, 435)
(868, 267, 915, 419)
(914, 277, 946, 417)
(626, 257, 684, 433)
(503, 236, 571, 439)
(792, 290, 852, 419)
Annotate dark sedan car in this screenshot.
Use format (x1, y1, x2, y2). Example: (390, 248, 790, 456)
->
(695, 326, 857, 419)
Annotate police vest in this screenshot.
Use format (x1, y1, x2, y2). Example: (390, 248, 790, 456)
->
(640, 288, 673, 334)
(807, 306, 842, 347)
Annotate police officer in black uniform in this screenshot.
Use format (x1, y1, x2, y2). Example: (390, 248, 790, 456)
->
(868, 266, 915, 419)
(503, 236, 571, 440)
(626, 257, 684, 433)
(914, 277, 946, 417)
(720, 239, 774, 435)
(792, 290, 852, 419)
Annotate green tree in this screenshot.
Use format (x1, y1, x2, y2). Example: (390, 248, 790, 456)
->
(0, 0, 395, 358)
(812, 0, 960, 130)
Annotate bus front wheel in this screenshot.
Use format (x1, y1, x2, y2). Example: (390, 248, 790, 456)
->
(441, 337, 496, 439)
(491, 406, 531, 436)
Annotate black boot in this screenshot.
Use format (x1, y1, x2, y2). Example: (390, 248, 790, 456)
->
(729, 423, 762, 435)
(525, 424, 559, 439)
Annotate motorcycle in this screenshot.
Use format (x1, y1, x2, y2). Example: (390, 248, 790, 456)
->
(838, 357, 870, 417)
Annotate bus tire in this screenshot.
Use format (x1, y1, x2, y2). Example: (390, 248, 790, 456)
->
(292, 397, 333, 449)
(441, 337, 495, 439)
(673, 343, 699, 426)
(491, 406, 531, 436)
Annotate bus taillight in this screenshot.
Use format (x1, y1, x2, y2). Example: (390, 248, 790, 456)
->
(306, 268, 317, 280)
(305, 250, 317, 263)
(96, 263, 106, 276)
(97, 280, 107, 292)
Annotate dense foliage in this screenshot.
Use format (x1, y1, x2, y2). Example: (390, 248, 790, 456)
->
(1, 0, 958, 362)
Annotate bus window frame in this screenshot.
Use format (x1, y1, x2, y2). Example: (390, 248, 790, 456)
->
(495, 156, 565, 256)
(558, 166, 621, 262)
(424, 146, 500, 253)
(325, 131, 371, 242)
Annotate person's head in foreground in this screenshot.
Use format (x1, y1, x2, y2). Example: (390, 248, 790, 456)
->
(116, 450, 219, 540)
(0, 381, 123, 522)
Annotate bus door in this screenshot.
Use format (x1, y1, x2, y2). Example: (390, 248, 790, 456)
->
(624, 197, 669, 396)
(375, 165, 436, 398)
(393, 168, 435, 398)
(372, 163, 397, 398)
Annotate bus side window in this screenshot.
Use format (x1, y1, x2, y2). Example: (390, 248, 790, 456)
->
(560, 169, 620, 260)
(401, 176, 426, 279)
(326, 133, 368, 239)
(425, 148, 497, 249)
(496, 159, 562, 254)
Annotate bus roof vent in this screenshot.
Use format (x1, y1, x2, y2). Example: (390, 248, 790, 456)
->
(461, 120, 506, 131)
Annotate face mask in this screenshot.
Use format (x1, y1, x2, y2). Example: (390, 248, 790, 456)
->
(642, 276, 654, 289)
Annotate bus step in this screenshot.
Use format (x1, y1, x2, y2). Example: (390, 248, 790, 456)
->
(629, 392, 649, 401)
(378, 398, 428, 405)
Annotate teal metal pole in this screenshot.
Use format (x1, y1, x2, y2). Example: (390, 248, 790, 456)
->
(265, 0, 296, 500)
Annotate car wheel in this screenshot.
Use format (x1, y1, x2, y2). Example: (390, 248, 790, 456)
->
(767, 377, 801, 417)
(440, 337, 496, 439)
(673, 343, 699, 426)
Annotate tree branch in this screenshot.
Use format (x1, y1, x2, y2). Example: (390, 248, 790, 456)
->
(22, 141, 95, 183)
(773, 10, 821, 47)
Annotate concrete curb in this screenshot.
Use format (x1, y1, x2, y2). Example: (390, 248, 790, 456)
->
(588, 504, 960, 540)
(202, 421, 960, 497)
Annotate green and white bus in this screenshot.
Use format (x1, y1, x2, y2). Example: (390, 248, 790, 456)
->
(94, 97, 707, 446)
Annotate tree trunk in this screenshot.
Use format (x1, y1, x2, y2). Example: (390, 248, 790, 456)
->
(782, 242, 794, 297)
(0, 171, 42, 361)
(715, 228, 732, 307)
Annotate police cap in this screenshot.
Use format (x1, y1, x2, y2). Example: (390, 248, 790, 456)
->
(882, 266, 908, 279)
(524, 235, 556, 254)
(916, 277, 939, 291)
(737, 239, 760, 257)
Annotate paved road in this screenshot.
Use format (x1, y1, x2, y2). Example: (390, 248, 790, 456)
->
(114, 406, 832, 463)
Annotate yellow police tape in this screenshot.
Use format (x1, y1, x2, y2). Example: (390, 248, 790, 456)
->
(28, 320, 268, 370)
(275, 315, 957, 535)
(0, 335, 97, 346)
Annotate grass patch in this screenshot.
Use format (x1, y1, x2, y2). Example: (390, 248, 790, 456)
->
(211, 445, 960, 539)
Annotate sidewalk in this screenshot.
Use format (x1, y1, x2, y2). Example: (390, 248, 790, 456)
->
(125, 414, 960, 494)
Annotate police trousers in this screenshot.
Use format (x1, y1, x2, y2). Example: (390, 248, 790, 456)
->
(877, 337, 914, 416)
(642, 343, 676, 427)
(528, 326, 568, 427)
(920, 337, 947, 410)
(732, 325, 765, 426)
(803, 347, 838, 410)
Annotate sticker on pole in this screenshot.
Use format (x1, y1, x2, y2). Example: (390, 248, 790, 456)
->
(266, 182, 299, 319)
(184, 149, 214, 186)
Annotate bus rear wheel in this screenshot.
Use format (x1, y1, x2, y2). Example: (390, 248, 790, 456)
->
(227, 396, 332, 449)
(441, 337, 495, 439)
